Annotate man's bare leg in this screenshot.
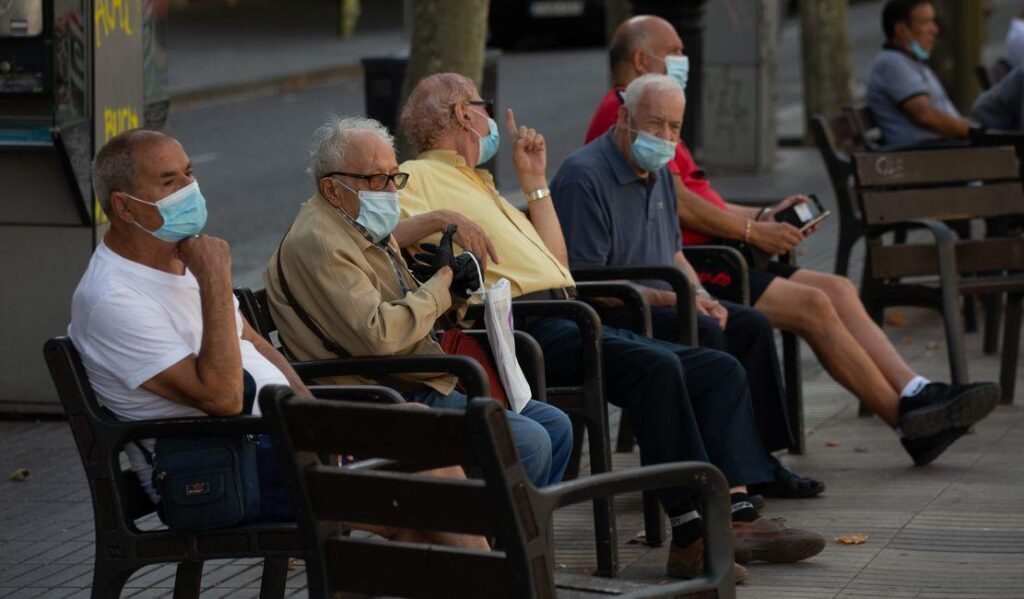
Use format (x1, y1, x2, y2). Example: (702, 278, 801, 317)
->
(789, 269, 918, 393)
(755, 278, 899, 424)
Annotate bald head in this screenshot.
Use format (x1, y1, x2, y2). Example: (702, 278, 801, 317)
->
(609, 15, 684, 85)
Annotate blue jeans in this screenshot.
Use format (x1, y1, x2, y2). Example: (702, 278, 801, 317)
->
(405, 388, 573, 487)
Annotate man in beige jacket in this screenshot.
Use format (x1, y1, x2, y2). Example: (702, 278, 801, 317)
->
(264, 115, 571, 488)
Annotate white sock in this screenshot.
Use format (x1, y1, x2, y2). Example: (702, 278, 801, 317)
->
(900, 375, 931, 398)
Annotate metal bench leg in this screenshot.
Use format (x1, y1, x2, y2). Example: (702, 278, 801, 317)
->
(782, 331, 805, 454)
(1000, 292, 1022, 404)
(984, 293, 1003, 355)
(616, 408, 636, 453)
(563, 415, 585, 480)
(90, 559, 134, 599)
(942, 297, 970, 386)
(642, 491, 665, 547)
(172, 560, 203, 599)
(586, 404, 618, 577)
(259, 557, 290, 599)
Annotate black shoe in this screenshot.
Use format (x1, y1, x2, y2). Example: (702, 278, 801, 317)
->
(901, 426, 969, 466)
(749, 456, 825, 499)
(749, 493, 766, 511)
(898, 382, 999, 440)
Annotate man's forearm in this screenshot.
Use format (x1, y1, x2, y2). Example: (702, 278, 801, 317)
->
(675, 176, 747, 241)
(392, 212, 443, 247)
(639, 284, 677, 307)
(912, 105, 970, 138)
(526, 197, 570, 268)
(196, 276, 244, 403)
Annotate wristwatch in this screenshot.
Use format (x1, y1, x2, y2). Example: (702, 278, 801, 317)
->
(526, 187, 551, 202)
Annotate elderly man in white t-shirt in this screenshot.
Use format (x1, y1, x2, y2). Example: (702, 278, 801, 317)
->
(68, 129, 486, 549)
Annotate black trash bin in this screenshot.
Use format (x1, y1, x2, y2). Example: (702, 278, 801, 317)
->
(362, 50, 500, 174)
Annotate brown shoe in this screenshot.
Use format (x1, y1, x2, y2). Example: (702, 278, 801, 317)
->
(732, 517, 825, 564)
(666, 538, 748, 584)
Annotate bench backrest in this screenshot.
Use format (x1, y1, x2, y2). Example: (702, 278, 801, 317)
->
(848, 105, 884, 151)
(260, 385, 555, 599)
(853, 146, 1024, 278)
(811, 111, 864, 222)
(43, 337, 157, 528)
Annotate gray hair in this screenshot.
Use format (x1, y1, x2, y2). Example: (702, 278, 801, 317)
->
(308, 115, 395, 183)
(622, 73, 685, 115)
(91, 129, 170, 215)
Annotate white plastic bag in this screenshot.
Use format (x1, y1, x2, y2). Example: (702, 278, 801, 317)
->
(481, 278, 532, 413)
(463, 254, 532, 413)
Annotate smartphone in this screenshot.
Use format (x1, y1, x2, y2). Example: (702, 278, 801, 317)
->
(774, 194, 831, 233)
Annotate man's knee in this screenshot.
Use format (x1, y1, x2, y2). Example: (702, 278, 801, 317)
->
(697, 313, 727, 349)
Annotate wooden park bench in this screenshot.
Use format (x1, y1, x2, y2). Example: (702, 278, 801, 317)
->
(259, 384, 738, 598)
(42, 335, 408, 598)
(852, 145, 1024, 402)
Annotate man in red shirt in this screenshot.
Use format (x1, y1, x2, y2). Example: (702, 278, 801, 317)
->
(584, 15, 1001, 467)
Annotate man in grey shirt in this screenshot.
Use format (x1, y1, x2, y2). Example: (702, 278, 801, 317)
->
(867, 0, 970, 147)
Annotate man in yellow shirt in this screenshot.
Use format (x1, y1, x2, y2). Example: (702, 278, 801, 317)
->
(395, 73, 825, 580)
(264, 115, 571, 489)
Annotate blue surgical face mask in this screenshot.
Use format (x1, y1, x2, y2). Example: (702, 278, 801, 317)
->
(126, 180, 208, 243)
(628, 127, 677, 173)
(909, 39, 930, 60)
(472, 109, 500, 165)
(336, 180, 400, 243)
(649, 53, 689, 91)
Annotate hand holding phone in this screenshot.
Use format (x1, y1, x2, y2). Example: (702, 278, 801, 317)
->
(774, 194, 831, 234)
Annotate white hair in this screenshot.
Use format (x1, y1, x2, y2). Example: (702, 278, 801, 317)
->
(308, 115, 395, 183)
(622, 73, 685, 114)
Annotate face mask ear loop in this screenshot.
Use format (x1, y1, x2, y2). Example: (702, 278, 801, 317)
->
(464, 251, 487, 298)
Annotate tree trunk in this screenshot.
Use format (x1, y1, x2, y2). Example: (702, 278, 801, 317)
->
(398, 0, 489, 158)
(604, 0, 633, 45)
(799, 0, 852, 144)
(930, 0, 983, 113)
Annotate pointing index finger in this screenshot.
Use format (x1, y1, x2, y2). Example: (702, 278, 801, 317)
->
(505, 108, 518, 140)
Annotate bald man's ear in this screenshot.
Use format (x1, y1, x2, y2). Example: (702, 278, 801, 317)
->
(631, 49, 649, 76)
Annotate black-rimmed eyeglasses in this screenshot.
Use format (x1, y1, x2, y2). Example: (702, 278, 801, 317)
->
(467, 99, 495, 118)
(323, 172, 410, 191)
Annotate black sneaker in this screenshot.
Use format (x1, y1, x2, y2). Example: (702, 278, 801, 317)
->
(901, 426, 969, 466)
(897, 382, 1000, 440)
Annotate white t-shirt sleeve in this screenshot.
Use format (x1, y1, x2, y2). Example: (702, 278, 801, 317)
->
(80, 288, 195, 391)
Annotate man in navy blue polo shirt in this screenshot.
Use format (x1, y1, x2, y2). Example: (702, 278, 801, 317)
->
(550, 73, 823, 500)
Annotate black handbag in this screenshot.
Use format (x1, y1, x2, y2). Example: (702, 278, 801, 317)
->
(138, 371, 263, 532)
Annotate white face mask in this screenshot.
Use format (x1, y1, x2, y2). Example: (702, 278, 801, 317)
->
(335, 179, 400, 243)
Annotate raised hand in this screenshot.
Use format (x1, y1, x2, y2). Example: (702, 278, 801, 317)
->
(504, 108, 547, 189)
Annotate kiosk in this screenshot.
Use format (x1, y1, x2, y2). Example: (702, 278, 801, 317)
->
(0, 0, 167, 413)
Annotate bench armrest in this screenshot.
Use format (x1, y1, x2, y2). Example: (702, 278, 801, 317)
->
(575, 280, 652, 336)
(573, 266, 697, 346)
(683, 245, 752, 305)
(291, 355, 489, 398)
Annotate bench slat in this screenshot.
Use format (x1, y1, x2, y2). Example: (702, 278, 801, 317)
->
(306, 467, 499, 535)
(854, 146, 1019, 186)
(861, 182, 1024, 224)
(284, 400, 475, 467)
(870, 238, 1024, 278)
(326, 536, 515, 599)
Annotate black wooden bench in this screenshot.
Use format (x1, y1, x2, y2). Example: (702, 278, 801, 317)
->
(259, 384, 738, 598)
(43, 336, 404, 598)
(852, 145, 1024, 402)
